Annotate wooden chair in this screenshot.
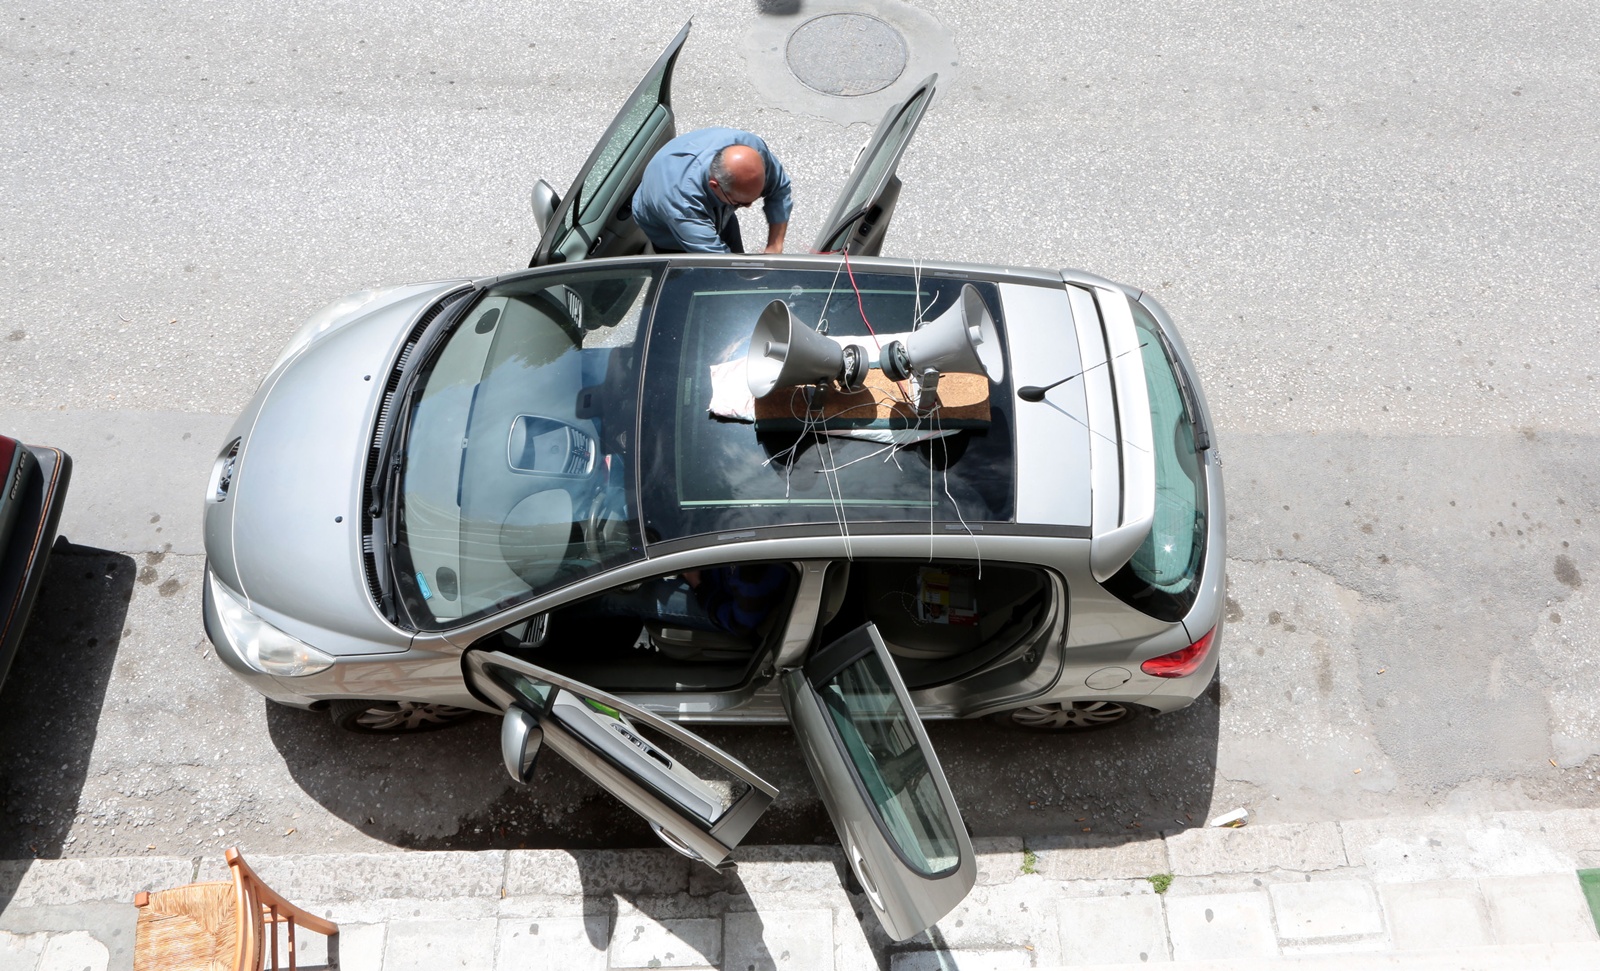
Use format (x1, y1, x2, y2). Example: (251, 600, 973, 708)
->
(133, 847, 338, 971)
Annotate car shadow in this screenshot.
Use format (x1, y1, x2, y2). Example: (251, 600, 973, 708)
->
(266, 673, 1219, 966)
(265, 677, 1219, 852)
(0, 542, 136, 909)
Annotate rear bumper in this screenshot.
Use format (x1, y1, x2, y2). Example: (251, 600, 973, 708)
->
(0, 446, 73, 688)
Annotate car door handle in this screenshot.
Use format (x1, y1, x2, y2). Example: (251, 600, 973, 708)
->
(851, 845, 885, 910)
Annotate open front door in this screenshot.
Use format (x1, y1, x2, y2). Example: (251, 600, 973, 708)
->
(812, 75, 938, 257)
(530, 21, 691, 267)
(781, 623, 976, 942)
(465, 650, 776, 868)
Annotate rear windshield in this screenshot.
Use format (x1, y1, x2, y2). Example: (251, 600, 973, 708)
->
(1102, 300, 1207, 622)
(638, 265, 1015, 545)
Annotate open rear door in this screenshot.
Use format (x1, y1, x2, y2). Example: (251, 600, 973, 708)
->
(465, 649, 776, 867)
(531, 21, 691, 267)
(781, 623, 976, 941)
(812, 75, 937, 257)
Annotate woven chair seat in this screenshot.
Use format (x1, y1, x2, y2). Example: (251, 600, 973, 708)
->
(133, 882, 239, 971)
(133, 849, 337, 971)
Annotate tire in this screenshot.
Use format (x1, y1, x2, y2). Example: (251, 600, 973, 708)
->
(991, 700, 1142, 732)
(328, 699, 477, 734)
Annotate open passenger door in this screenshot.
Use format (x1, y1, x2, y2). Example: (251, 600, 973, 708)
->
(812, 75, 938, 257)
(530, 21, 691, 267)
(465, 650, 776, 867)
(781, 623, 976, 941)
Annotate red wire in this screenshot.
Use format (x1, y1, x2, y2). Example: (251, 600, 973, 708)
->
(840, 249, 914, 404)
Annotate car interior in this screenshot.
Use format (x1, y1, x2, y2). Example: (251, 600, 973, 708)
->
(818, 560, 1054, 689)
(490, 557, 1054, 695)
(490, 561, 803, 692)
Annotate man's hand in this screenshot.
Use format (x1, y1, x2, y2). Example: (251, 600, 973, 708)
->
(763, 220, 789, 254)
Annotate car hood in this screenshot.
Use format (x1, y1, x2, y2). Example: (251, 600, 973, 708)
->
(218, 283, 465, 654)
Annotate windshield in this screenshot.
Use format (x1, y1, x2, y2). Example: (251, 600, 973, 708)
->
(393, 267, 658, 628)
(639, 265, 1015, 545)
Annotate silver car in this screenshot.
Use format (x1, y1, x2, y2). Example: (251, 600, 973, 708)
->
(201, 23, 1223, 941)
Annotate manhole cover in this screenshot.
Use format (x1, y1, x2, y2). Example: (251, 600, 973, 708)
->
(785, 14, 908, 97)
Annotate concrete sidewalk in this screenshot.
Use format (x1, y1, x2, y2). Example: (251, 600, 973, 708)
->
(5, 808, 1600, 970)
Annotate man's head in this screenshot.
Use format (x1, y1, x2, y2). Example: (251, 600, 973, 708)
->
(708, 145, 766, 208)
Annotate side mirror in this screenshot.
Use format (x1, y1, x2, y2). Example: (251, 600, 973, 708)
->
(500, 706, 544, 785)
(531, 179, 561, 236)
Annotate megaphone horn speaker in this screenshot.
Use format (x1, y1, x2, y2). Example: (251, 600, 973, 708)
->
(880, 284, 1005, 384)
(745, 300, 867, 397)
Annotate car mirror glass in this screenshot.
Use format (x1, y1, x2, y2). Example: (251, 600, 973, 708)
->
(501, 705, 544, 785)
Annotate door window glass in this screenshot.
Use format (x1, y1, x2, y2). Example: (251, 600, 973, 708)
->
(838, 94, 923, 222)
(576, 75, 663, 226)
(815, 649, 960, 876)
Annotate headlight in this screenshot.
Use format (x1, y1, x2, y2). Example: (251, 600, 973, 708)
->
(211, 577, 335, 677)
(268, 287, 400, 373)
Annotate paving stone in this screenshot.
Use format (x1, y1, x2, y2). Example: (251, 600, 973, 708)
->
(497, 915, 609, 971)
(0, 931, 44, 971)
(331, 923, 385, 971)
(691, 846, 844, 896)
(832, 899, 880, 971)
(36, 932, 108, 971)
(267, 919, 332, 968)
(1379, 880, 1491, 951)
(2, 858, 194, 907)
(217, 851, 507, 906)
(497, 892, 603, 920)
(1057, 892, 1171, 965)
(320, 895, 499, 924)
(973, 837, 1024, 886)
(504, 850, 583, 897)
(1167, 822, 1345, 876)
(889, 949, 1034, 971)
(1342, 815, 1579, 882)
(381, 918, 498, 971)
(1483, 873, 1600, 946)
(1164, 891, 1279, 961)
(926, 881, 1059, 958)
(1269, 878, 1384, 942)
(1030, 833, 1170, 882)
(566, 849, 690, 896)
(724, 909, 833, 970)
(1049, 877, 1159, 899)
(608, 914, 720, 968)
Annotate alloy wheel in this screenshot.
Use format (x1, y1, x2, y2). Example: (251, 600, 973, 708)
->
(329, 699, 476, 734)
(1005, 700, 1134, 731)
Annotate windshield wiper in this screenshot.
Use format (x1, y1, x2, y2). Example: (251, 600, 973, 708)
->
(366, 288, 475, 518)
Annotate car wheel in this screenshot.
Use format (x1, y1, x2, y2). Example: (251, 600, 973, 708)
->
(993, 700, 1141, 731)
(328, 699, 477, 734)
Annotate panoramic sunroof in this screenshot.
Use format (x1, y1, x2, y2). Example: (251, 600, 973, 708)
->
(638, 265, 1016, 545)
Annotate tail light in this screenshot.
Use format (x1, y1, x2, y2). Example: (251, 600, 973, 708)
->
(1141, 628, 1215, 678)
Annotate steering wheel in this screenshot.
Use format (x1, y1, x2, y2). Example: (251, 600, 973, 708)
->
(584, 487, 629, 562)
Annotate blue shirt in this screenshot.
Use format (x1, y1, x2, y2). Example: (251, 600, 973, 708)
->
(632, 128, 793, 254)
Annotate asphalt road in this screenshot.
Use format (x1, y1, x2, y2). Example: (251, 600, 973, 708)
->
(1, 0, 1597, 860)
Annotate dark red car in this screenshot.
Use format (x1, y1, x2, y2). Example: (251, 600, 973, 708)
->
(0, 433, 71, 689)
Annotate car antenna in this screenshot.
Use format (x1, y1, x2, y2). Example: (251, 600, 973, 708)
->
(1016, 343, 1147, 401)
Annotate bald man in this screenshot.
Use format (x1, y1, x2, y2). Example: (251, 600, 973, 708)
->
(631, 128, 792, 254)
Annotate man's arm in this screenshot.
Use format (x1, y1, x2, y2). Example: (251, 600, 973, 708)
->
(763, 220, 788, 254)
(672, 206, 733, 254)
